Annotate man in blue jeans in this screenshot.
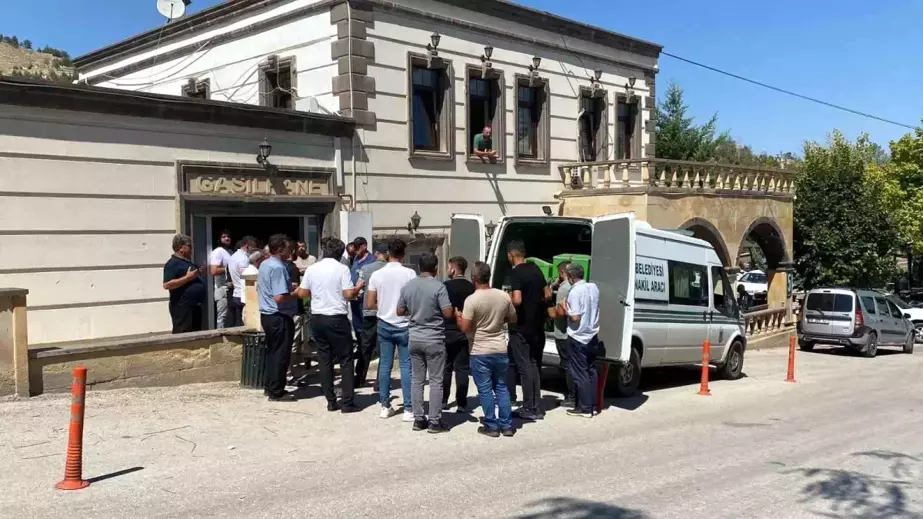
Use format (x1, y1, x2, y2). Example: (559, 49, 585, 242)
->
(458, 261, 518, 437)
(561, 262, 601, 418)
(366, 238, 417, 421)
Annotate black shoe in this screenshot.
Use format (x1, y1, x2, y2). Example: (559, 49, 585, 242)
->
(477, 426, 500, 438)
(327, 402, 341, 412)
(535, 410, 546, 420)
(427, 421, 449, 434)
(413, 419, 429, 431)
(562, 399, 576, 409)
(340, 404, 361, 414)
(268, 393, 297, 402)
(500, 428, 515, 437)
(513, 409, 538, 421)
(566, 409, 593, 419)
(442, 403, 451, 411)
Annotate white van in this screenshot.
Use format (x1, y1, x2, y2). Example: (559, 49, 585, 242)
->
(450, 212, 747, 397)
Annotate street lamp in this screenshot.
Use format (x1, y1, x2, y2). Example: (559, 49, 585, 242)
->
(480, 43, 494, 77)
(625, 75, 637, 100)
(485, 220, 496, 239)
(407, 211, 422, 234)
(256, 138, 272, 168)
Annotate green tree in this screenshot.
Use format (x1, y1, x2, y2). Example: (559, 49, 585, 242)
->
(655, 82, 729, 161)
(22, 39, 32, 50)
(871, 125, 923, 255)
(794, 131, 900, 289)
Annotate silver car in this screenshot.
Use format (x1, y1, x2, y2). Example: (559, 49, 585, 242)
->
(798, 288, 915, 357)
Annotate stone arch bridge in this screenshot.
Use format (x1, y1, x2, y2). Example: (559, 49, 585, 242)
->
(557, 158, 795, 318)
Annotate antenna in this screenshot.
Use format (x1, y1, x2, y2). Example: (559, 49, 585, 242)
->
(157, 0, 191, 20)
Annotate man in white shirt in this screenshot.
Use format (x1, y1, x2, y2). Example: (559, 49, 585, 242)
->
(208, 230, 233, 329)
(296, 237, 364, 413)
(227, 236, 257, 328)
(561, 262, 601, 418)
(367, 238, 417, 421)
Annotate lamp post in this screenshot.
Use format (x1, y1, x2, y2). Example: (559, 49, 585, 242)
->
(407, 211, 422, 235)
(256, 138, 272, 168)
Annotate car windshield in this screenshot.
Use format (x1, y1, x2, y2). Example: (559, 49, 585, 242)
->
(888, 295, 910, 309)
(744, 273, 767, 283)
(806, 293, 853, 312)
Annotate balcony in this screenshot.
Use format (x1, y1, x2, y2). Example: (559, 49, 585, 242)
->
(558, 158, 797, 194)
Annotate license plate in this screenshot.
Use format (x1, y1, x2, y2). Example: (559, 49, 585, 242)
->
(808, 319, 829, 324)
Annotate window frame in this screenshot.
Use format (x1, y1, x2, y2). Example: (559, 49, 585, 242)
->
(259, 55, 297, 110)
(577, 86, 609, 163)
(513, 73, 550, 166)
(181, 78, 210, 100)
(464, 65, 505, 163)
(668, 260, 710, 307)
(615, 94, 641, 160)
(407, 53, 455, 160)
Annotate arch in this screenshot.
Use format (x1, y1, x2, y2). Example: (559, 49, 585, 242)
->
(680, 217, 732, 267)
(737, 217, 790, 270)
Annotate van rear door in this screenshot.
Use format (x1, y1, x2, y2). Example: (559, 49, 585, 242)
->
(449, 214, 486, 263)
(591, 212, 636, 363)
(803, 290, 855, 337)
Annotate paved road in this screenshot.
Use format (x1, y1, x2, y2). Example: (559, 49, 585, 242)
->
(2, 345, 923, 518)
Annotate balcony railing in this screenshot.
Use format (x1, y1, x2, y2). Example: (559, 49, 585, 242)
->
(559, 158, 797, 194)
(743, 307, 790, 337)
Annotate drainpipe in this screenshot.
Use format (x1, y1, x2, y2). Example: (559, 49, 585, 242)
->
(347, 1, 357, 211)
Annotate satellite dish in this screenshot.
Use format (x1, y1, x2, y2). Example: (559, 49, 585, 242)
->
(157, 0, 191, 20)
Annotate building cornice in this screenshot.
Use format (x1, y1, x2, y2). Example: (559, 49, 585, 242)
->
(75, 0, 662, 74)
(0, 76, 355, 137)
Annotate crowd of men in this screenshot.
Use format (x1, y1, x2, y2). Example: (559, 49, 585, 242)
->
(162, 231, 601, 436)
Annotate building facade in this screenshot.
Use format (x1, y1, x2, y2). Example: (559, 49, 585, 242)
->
(0, 77, 353, 344)
(75, 0, 662, 236)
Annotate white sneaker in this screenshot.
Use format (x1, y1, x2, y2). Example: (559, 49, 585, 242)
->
(402, 410, 415, 422)
(380, 405, 397, 419)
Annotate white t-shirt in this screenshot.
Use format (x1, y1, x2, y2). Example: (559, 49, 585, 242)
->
(300, 258, 353, 316)
(228, 249, 250, 299)
(368, 262, 417, 327)
(209, 247, 231, 290)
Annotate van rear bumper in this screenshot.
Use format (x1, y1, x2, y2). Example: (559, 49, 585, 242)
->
(799, 328, 869, 348)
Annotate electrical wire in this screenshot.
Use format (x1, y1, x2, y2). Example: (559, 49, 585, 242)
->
(661, 51, 918, 130)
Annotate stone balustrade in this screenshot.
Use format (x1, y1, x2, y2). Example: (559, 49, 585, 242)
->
(743, 307, 789, 337)
(559, 158, 797, 194)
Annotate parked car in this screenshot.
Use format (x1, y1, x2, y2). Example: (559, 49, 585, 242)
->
(736, 270, 768, 305)
(798, 288, 915, 357)
(887, 294, 923, 343)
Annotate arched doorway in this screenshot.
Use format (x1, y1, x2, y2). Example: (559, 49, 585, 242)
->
(680, 217, 733, 267)
(737, 217, 791, 309)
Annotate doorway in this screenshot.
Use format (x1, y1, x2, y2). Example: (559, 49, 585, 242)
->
(211, 216, 302, 249)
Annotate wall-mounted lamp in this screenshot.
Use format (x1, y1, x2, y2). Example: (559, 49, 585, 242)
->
(407, 211, 422, 234)
(590, 69, 604, 97)
(426, 32, 441, 68)
(542, 205, 553, 216)
(625, 75, 637, 100)
(256, 137, 273, 168)
(480, 43, 494, 78)
(485, 220, 497, 239)
(528, 56, 542, 85)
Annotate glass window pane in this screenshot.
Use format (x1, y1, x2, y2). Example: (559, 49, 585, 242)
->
(518, 107, 534, 156)
(668, 261, 709, 306)
(412, 93, 436, 149)
(518, 86, 534, 103)
(470, 78, 485, 97)
(860, 296, 877, 315)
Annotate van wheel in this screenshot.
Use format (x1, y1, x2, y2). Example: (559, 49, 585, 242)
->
(612, 348, 642, 397)
(904, 332, 915, 354)
(718, 340, 745, 380)
(799, 339, 815, 352)
(862, 333, 878, 358)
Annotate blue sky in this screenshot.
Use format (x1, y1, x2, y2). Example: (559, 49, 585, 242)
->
(3, 0, 920, 154)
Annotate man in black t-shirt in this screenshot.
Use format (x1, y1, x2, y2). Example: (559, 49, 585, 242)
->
(162, 234, 206, 334)
(506, 240, 552, 420)
(442, 256, 476, 412)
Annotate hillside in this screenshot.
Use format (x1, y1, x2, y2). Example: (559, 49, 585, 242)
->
(0, 37, 75, 84)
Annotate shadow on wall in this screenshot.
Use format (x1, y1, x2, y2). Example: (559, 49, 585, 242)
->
(514, 497, 649, 518)
(791, 450, 923, 518)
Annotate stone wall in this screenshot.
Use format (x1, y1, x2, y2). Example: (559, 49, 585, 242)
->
(27, 329, 245, 395)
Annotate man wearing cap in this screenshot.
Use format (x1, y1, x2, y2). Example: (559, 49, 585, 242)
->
(350, 237, 375, 339)
(354, 242, 389, 387)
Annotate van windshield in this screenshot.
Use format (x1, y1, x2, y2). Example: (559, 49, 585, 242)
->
(806, 293, 853, 313)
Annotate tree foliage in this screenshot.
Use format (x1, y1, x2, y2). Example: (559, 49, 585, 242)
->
(794, 131, 900, 289)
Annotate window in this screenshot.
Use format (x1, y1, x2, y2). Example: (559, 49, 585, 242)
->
(616, 96, 638, 159)
(711, 266, 738, 316)
(259, 56, 296, 109)
(806, 293, 854, 312)
(578, 89, 608, 162)
(888, 295, 911, 309)
(669, 261, 709, 307)
(887, 301, 905, 319)
(181, 79, 210, 100)
(408, 54, 453, 158)
(514, 75, 549, 164)
(860, 296, 877, 315)
(466, 67, 504, 160)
